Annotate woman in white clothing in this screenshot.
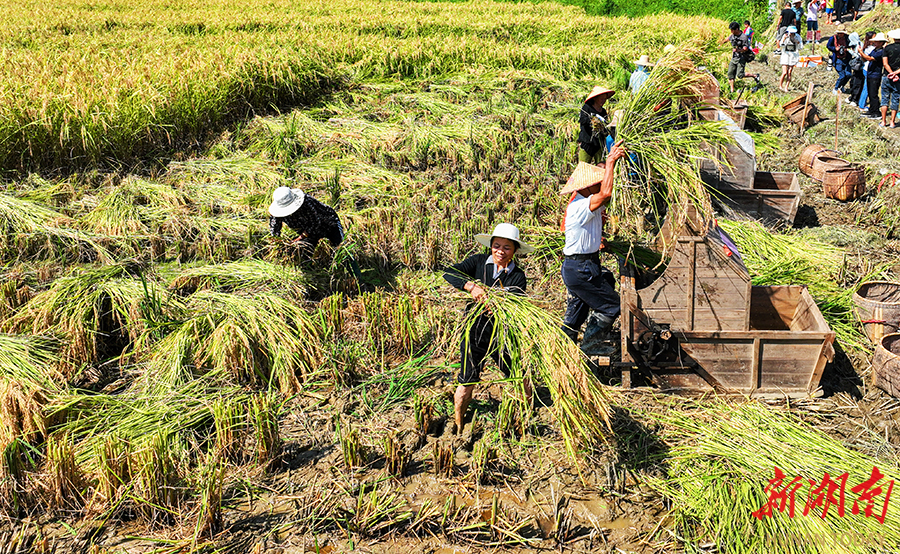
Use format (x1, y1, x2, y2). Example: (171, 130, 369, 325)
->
(779, 26, 802, 92)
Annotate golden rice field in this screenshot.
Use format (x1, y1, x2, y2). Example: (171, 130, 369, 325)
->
(1, 0, 900, 552)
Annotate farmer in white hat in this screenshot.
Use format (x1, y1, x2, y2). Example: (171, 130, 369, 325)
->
(629, 55, 653, 93)
(443, 223, 533, 434)
(268, 186, 344, 248)
(577, 86, 615, 163)
(559, 142, 627, 357)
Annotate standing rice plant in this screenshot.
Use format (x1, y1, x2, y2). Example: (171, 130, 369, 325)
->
(461, 292, 612, 460)
(249, 394, 281, 470)
(94, 434, 131, 508)
(646, 400, 900, 553)
(211, 397, 248, 462)
(610, 45, 734, 239)
(193, 453, 225, 541)
(0, 335, 62, 446)
(130, 430, 186, 526)
(0, 438, 36, 516)
(40, 432, 85, 513)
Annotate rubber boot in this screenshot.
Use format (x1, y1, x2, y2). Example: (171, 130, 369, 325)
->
(580, 311, 617, 357)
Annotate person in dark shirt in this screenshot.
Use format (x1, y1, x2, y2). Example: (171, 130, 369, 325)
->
(881, 30, 900, 128)
(861, 33, 886, 118)
(827, 25, 853, 94)
(443, 223, 532, 434)
(268, 186, 344, 248)
(577, 86, 615, 163)
(777, 2, 797, 43)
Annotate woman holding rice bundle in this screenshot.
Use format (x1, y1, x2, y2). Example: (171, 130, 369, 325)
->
(577, 86, 615, 163)
(443, 223, 533, 434)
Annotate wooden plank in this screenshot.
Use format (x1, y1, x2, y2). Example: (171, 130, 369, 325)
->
(807, 340, 831, 392)
(686, 239, 696, 331)
(680, 330, 831, 340)
(750, 286, 800, 330)
(750, 337, 760, 391)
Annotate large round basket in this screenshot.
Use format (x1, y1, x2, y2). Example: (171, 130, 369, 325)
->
(853, 281, 900, 343)
(873, 333, 900, 397)
(798, 144, 841, 178)
(823, 166, 865, 201)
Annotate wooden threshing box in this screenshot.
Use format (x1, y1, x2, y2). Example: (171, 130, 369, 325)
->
(703, 171, 802, 225)
(620, 226, 835, 396)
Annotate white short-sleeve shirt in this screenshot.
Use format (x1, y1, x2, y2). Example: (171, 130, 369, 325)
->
(563, 193, 603, 256)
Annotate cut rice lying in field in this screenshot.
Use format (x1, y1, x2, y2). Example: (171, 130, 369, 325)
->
(0, 334, 62, 445)
(168, 259, 307, 298)
(646, 400, 900, 553)
(461, 292, 611, 460)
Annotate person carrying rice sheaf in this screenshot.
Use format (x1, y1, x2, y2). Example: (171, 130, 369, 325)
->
(577, 86, 615, 163)
(268, 186, 344, 248)
(560, 143, 628, 357)
(443, 223, 534, 434)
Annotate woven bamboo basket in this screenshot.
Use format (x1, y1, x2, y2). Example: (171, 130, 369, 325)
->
(853, 281, 900, 343)
(823, 166, 866, 201)
(798, 144, 840, 177)
(873, 333, 900, 397)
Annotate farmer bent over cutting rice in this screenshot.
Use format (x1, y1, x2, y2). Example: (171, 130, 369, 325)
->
(443, 223, 533, 434)
(560, 144, 627, 357)
(268, 186, 344, 248)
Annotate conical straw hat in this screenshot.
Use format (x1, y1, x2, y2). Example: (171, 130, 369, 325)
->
(559, 162, 605, 195)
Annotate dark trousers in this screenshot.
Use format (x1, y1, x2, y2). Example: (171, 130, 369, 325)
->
(849, 69, 865, 103)
(834, 58, 851, 92)
(561, 255, 620, 342)
(866, 76, 883, 116)
(459, 314, 511, 384)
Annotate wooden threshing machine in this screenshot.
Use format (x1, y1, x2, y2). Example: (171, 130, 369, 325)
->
(618, 221, 835, 397)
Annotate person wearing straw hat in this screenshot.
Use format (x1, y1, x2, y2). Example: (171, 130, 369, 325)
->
(577, 86, 615, 163)
(268, 186, 344, 248)
(827, 25, 853, 94)
(443, 223, 533, 434)
(629, 55, 653, 93)
(559, 143, 627, 357)
(881, 29, 900, 128)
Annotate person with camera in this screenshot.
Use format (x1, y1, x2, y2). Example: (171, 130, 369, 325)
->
(881, 29, 900, 128)
(723, 21, 758, 93)
(827, 25, 853, 95)
(577, 86, 615, 163)
(779, 27, 802, 92)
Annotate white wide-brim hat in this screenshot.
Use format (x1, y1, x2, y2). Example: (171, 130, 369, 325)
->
(268, 186, 306, 217)
(889, 29, 900, 41)
(474, 223, 535, 254)
(873, 33, 887, 42)
(634, 54, 654, 67)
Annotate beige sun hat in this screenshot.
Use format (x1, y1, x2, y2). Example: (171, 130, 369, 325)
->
(835, 24, 848, 35)
(560, 162, 606, 196)
(474, 223, 535, 254)
(585, 85, 615, 104)
(634, 54, 653, 67)
(268, 186, 306, 217)
(873, 32, 887, 43)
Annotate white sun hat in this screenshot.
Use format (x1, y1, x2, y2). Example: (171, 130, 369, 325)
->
(474, 223, 535, 254)
(889, 29, 900, 41)
(268, 186, 306, 217)
(872, 33, 887, 42)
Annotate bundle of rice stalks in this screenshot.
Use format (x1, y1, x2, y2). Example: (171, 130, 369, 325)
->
(80, 176, 189, 237)
(0, 334, 62, 445)
(718, 219, 874, 350)
(462, 292, 612, 459)
(3, 264, 178, 369)
(168, 259, 308, 298)
(647, 400, 900, 553)
(0, 192, 111, 262)
(610, 44, 734, 239)
(136, 291, 323, 394)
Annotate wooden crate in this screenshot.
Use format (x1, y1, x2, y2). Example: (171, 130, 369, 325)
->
(620, 227, 835, 396)
(704, 171, 801, 225)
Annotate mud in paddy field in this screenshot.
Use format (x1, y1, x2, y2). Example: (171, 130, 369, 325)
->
(3, 2, 900, 553)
